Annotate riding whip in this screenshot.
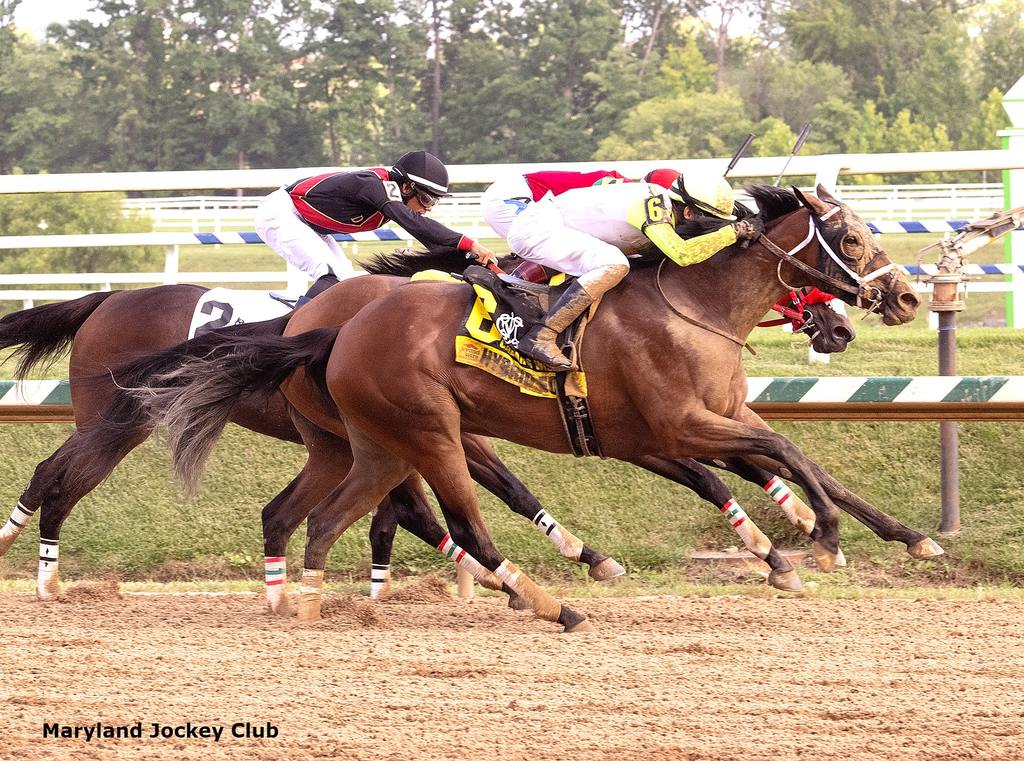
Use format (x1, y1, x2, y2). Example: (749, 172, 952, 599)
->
(773, 122, 812, 187)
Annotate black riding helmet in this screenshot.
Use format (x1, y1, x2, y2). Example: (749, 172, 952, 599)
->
(391, 151, 450, 201)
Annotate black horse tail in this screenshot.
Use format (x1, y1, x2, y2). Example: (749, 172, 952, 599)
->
(0, 291, 118, 380)
(97, 315, 338, 495)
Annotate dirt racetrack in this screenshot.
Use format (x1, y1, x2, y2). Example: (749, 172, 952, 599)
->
(2, 582, 1023, 761)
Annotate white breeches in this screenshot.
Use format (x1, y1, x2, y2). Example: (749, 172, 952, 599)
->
(506, 196, 629, 278)
(254, 187, 357, 282)
(481, 175, 534, 239)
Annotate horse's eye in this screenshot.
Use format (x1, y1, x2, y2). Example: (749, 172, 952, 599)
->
(843, 235, 859, 246)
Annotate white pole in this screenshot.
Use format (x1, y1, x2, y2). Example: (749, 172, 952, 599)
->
(1000, 76, 1024, 328)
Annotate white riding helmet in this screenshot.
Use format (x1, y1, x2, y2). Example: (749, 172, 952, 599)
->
(668, 171, 736, 221)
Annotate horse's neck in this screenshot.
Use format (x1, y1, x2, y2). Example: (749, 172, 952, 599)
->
(634, 222, 803, 343)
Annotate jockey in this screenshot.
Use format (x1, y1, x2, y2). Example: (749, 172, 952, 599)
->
(481, 169, 630, 238)
(255, 150, 497, 299)
(508, 168, 764, 370)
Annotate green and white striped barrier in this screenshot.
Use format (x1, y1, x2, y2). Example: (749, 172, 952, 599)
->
(0, 377, 1022, 422)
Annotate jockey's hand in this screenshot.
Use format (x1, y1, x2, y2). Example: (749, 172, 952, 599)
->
(732, 217, 764, 242)
(469, 241, 499, 268)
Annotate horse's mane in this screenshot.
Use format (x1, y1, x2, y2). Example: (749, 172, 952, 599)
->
(744, 184, 801, 221)
(362, 249, 472, 277)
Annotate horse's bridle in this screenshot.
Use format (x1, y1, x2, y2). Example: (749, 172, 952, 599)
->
(755, 203, 898, 313)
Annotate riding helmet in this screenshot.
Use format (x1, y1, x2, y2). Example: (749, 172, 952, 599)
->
(392, 151, 450, 197)
(669, 170, 736, 220)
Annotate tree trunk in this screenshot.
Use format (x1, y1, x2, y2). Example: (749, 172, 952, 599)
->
(639, 0, 665, 78)
(431, 0, 443, 157)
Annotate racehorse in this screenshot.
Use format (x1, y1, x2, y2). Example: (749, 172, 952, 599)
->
(0, 255, 857, 603)
(114, 185, 937, 631)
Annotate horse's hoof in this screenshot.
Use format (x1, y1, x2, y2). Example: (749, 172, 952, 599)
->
(834, 547, 848, 568)
(368, 583, 391, 600)
(563, 618, 596, 633)
(588, 557, 626, 581)
(0, 529, 18, 557)
(267, 594, 293, 618)
(768, 569, 804, 593)
(908, 537, 944, 559)
(507, 593, 530, 611)
(811, 541, 840, 572)
(36, 582, 60, 601)
(297, 600, 321, 622)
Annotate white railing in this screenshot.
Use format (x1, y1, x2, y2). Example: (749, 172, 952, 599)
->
(122, 184, 1006, 233)
(2, 149, 1022, 320)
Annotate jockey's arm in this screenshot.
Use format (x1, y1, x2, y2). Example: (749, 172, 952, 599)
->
(626, 194, 737, 267)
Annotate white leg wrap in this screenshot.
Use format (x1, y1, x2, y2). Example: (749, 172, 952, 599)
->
(0, 502, 36, 554)
(720, 499, 772, 560)
(532, 510, 583, 560)
(437, 534, 489, 581)
(763, 476, 815, 533)
(37, 539, 59, 599)
(369, 563, 391, 599)
(264, 556, 287, 608)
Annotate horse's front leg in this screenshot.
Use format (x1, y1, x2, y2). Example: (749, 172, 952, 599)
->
(666, 410, 844, 570)
(629, 456, 803, 592)
(732, 407, 943, 561)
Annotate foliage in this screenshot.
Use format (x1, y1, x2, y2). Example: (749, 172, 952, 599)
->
(0, 0, 1016, 172)
(0, 190, 159, 273)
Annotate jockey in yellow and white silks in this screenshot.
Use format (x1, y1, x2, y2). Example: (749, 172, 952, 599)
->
(509, 169, 764, 370)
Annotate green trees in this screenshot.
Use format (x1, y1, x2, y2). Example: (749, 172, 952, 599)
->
(0, 0, 1017, 174)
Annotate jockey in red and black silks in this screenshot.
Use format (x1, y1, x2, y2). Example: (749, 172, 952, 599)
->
(255, 150, 497, 299)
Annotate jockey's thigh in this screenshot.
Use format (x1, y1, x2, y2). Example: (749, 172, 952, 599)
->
(508, 198, 628, 278)
(481, 174, 534, 239)
(255, 188, 343, 281)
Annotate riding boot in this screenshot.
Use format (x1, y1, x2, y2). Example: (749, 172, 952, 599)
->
(296, 273, 340, 308)
(517, 281, 595, 370)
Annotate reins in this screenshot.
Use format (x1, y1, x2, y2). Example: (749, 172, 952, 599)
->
(654, 258, 755, 354)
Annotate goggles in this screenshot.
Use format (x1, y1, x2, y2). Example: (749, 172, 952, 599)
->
(414, 187, 442, 209)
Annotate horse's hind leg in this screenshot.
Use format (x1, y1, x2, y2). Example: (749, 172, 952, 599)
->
(10, 427, 150, 599)
(629, 456, 802, 593)
(462, 434, 625, 582)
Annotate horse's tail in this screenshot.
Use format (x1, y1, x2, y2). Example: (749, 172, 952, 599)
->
(100, 315, 338, 494)
(0, 291, 117, 380)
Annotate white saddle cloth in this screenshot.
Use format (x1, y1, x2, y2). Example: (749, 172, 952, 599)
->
(188, 287, 295, 339)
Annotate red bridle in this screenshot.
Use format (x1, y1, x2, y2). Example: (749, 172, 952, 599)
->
(757, 288, 834, 331)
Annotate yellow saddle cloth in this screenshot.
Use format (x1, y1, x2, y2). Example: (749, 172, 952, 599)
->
(411, 270, 587, 398)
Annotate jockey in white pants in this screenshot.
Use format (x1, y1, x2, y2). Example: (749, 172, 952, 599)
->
(497, 169, 763, 370)
(255, 150, 496, 300)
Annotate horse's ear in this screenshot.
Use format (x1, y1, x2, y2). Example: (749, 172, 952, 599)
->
(792, 185, 831, 216)
(816, 183, 840, 206)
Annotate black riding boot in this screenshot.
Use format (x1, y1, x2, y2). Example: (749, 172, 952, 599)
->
(296, 273, 340, 308)
(517, 281, 595, 371)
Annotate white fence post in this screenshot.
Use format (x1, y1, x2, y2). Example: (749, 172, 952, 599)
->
(163, 245, 180, 285)
(1000, 76, 1024, 328)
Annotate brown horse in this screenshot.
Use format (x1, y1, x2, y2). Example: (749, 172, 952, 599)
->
(120, 185, 938, 631)
(0, 266, 852, 601)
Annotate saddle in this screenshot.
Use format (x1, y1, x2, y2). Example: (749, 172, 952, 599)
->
(455, 265, 603, 457)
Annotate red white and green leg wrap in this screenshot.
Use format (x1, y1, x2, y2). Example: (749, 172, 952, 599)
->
(264, 556, 287, 607)
(369, 563, 391, 599)
(0, 502, 36, 555)
(37, 539, 59, 598)
(531, 509, 583, 561)
(720, 499, 772, 560)
(763, 476, 815, 534)
(437, 533, 490, 582)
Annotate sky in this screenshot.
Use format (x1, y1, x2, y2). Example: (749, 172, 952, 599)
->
(12, 0, 99, 40)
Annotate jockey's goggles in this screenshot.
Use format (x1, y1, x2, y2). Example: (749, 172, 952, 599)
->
(414, 187, 442, 209)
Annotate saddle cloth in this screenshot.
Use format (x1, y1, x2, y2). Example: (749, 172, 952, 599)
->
(188, 287, 294, 339)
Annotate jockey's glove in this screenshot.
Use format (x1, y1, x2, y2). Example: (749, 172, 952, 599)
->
(732, 217, 764, 242)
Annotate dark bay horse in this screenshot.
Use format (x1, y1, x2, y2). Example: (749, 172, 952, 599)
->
(0, 264, 853, 602)
(120, 185, 938, 630)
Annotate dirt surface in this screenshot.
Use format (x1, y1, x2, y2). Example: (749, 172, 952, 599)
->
(2, 582, 1023, 761)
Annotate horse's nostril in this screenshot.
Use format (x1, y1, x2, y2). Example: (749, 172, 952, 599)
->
(899, 291, 921, 309)
(834, 326, 855, 342)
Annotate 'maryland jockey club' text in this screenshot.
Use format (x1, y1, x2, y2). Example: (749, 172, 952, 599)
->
(43, 722, 279, 741)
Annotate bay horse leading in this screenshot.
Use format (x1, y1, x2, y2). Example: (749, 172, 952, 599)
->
(127, 185, 933, 631)
(0, 260, 853, 601)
